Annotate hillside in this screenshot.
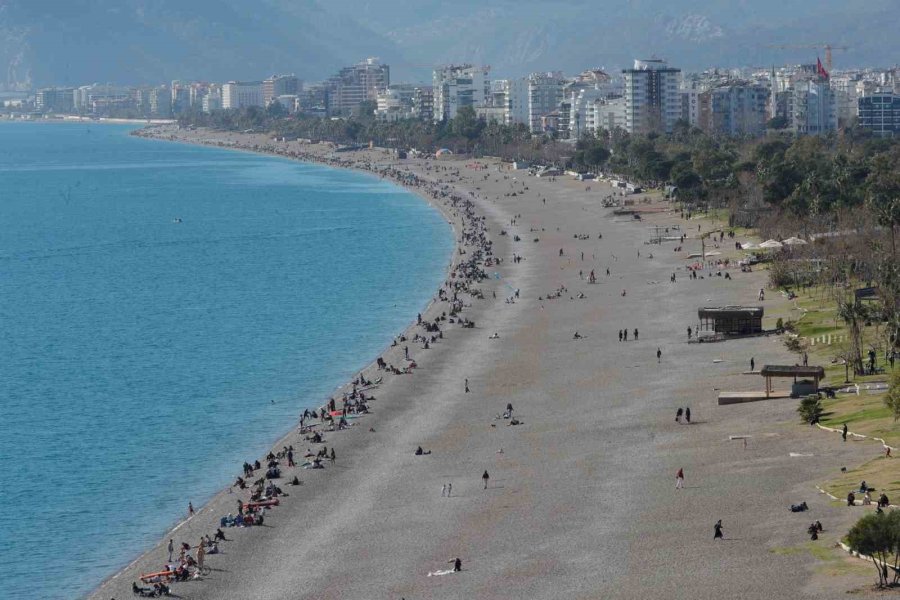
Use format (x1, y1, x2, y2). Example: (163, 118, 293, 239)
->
(1, 0, 896, 88)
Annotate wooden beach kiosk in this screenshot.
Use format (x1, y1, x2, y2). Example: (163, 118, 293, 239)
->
(698, 306, 763, 336)
(760, 365, 825, 398)
(718, 364, 825, 405)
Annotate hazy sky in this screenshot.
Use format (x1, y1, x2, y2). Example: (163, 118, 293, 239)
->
(1, 0, 895, 87)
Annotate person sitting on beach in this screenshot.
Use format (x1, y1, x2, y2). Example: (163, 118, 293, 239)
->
(133, 582, 153, 596)
(573, 331, 582, 339)
(214, 528, 227, 541)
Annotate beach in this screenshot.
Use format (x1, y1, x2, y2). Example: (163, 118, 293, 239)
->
(90, 126, 878, 599)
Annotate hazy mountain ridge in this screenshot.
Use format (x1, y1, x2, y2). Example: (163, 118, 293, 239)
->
(0, 0, 896, 89)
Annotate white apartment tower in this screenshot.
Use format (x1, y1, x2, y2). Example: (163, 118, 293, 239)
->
(528, 72, 568, 134)
(222, 81, 264, 109)
(622, 59, 682, 134)
(432, 64, 489, 122)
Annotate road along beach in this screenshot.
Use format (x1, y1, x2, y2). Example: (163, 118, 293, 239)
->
(91, 126, 876, 599)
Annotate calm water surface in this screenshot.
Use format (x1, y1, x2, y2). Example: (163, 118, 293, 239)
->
(0, 122, 452, 599)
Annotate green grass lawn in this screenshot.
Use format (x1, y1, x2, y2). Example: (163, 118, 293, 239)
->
(821, 456, 900, 500)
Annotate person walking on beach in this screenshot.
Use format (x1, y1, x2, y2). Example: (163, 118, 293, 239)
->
(750, 357, 755, 372)
(167, 539, 174, 563)
(687, 326, 692, 340)
(287, 449, 295, 467)
(196, 538, 206, 571)
(634, 328, 639, 341)
(330, 448, 336, 464)
(441, 483, 447, 497)
(447, 482, 452, 497)
(482, 470, 490, 489)
(657, 347, 662, 363)
(465, 379, 470, 393)
(685, 407, 691, 423)
(618, 330, 622, 342)
(714, 519, 724, 539)
(188, 502, 194, 517)
(842, 424, 848, 442)
(623, 329, 628, 341)
(676, 408, 683, 423)
(676, 468, 684, 489)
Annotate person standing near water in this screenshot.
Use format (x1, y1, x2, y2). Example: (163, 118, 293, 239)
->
(714, 520, 724, 539)
(196, 538, 206, 571)
(657, 347, 662, 363)
(188, 502, 194, 517)
(750, 357, 755, 372)
(482, 470, 490, 489)
(465, 379, 469, 393)
(167, 539, 174, 563)
(685, 407, 691, 423)
(675, 468, 684, 489)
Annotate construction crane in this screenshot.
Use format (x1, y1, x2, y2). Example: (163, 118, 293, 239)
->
(764, 44, 849, 72)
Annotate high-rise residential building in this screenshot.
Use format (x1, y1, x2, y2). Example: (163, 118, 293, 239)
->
(858, 92, 900, 137)
(133, 87, 152, 116)
(149, 86, 172, 117)
(71, 84, 129, 115)
(477, 78, 528, 126)
(432, 64, 489, 122)
(297, 83, 328, 114)
(202, 87, 222, 113)
(527, 72, 567, 134)
(789, 79, 837, 135)
(325, 58, 389, 116)
(565, 70, 622, 139)
(170, 81, 191, 115)
(412, 86, 434, 122)
(374, 84, 416, 121)
(592, 96, 627, 132)
(222, 81, 264, 109)
(263, 75, 302, 106)
(696, 83, 769, 136)
(622, 58, 682, 134)
(35, 88, 74, 113)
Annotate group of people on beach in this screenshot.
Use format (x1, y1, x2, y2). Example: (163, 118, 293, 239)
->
(127, 132, 502, 594)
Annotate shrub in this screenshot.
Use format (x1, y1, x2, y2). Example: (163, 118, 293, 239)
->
(797, 395, 824, 424)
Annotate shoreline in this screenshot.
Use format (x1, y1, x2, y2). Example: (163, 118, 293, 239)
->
(90, 125, 877, 600)
(88, 126, 501, 598)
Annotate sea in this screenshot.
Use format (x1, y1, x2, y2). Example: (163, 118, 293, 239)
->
(0, 121, 453, 599)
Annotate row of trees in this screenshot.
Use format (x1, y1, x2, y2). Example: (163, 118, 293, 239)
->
(180, 105, 899, 263)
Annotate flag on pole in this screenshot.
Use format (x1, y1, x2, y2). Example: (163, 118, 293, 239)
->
(816, 57, 830, 80)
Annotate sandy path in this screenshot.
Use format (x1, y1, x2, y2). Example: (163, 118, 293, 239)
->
(90, 129, 877, 600)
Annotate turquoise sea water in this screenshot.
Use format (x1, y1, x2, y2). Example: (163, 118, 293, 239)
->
(0, 122, 452, 599)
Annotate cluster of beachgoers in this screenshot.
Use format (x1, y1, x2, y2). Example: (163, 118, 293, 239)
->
(117, 129, 505, 598)
(92, 126, 888, 600)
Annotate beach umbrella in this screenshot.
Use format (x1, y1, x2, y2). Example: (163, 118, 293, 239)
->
(782, 236, 807, 246)
(759, 239, 783, 249)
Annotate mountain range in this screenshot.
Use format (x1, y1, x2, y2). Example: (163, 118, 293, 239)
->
(1, 0, 897, 89)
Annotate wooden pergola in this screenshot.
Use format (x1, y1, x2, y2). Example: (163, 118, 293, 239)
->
(760, 365, 825, 397)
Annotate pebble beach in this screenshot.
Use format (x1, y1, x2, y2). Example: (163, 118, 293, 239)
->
(89, 125, 879, 600)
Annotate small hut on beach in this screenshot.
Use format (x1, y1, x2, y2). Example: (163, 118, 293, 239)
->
(698, 306, 763, 336)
